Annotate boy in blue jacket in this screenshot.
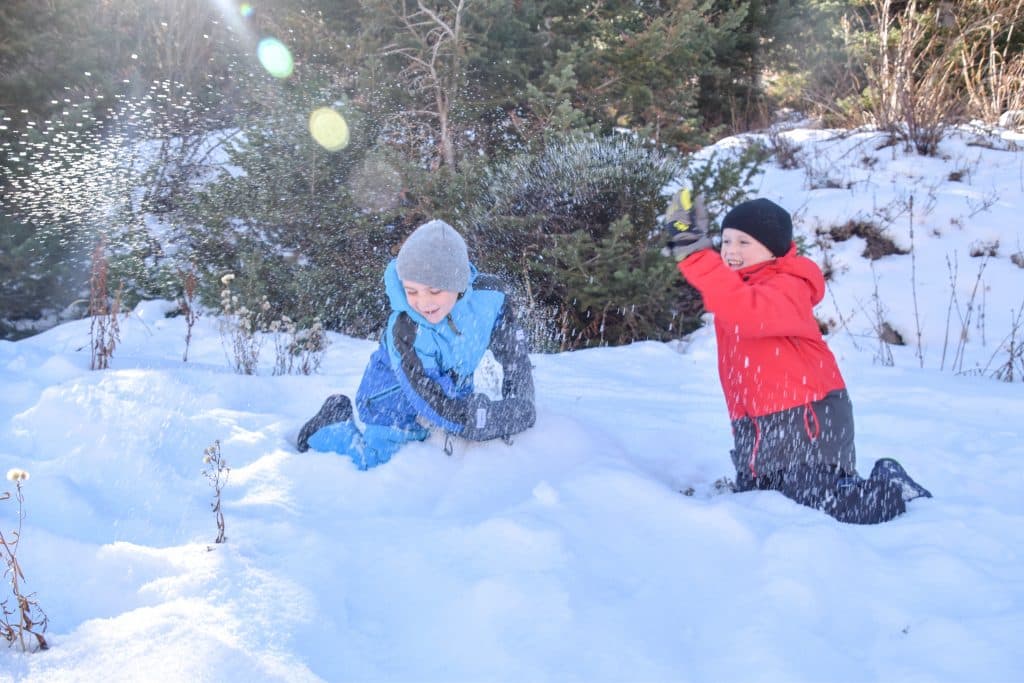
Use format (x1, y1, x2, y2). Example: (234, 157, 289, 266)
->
(297, 219, 536, 469)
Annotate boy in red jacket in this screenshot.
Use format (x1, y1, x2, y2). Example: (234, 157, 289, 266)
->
(663, 192, 930, 524)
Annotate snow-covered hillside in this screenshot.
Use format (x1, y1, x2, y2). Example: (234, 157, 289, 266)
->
(0, 127, 1022, 682)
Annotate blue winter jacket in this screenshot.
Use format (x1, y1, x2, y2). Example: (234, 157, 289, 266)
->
(326, 259, 534, 464)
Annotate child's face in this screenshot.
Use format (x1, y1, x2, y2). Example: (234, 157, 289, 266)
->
(402, 279, 459, 324)
(720, 228, 775, 270)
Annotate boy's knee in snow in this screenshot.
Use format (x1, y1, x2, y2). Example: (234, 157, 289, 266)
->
(736, 463, 909, 525)
(301, 395, 434, 470)
(359, 423, 429, 470)
(306, 421, 394, 471)
(306, 420, 363, 459)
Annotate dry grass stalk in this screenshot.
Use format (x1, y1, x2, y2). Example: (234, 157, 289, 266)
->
(179, 269, 199, 363)
(89, 240, 122, 371)
(0, 470, 48, 652)
(202, 441, 229, 545)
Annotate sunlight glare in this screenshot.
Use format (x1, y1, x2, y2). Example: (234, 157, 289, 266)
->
(309, 107, 350, 151)
(257, 38, 293, 79)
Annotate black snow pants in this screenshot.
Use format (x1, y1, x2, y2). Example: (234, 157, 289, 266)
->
(731, 390, 906, 524)
(734, 464, 906, 525)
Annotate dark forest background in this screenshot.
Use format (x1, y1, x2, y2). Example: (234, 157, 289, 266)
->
(1, 0, 1021, 349)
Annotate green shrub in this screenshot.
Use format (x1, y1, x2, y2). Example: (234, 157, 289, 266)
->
(463, 132, 763, 350)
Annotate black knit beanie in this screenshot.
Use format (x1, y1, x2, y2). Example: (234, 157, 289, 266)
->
(396, 219, 470, 292)
(720, 198, 793, 257)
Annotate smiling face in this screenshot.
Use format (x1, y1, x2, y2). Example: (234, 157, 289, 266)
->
(401, 279, 459, 324)
(720, 228, 776, 270)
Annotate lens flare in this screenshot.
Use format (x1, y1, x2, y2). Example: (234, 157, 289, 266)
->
(240, 3, 254, 18)
(351, 153, 403, 210)
(257, 38, 293, 79)
(309, 107, 350, 151)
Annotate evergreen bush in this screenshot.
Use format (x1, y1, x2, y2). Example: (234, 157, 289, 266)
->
(538, 216, 685, 349)
(463, 132, 674, 349)
(463, 132, 763, 350)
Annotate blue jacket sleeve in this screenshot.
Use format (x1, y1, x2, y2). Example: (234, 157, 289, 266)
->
(459, 295, 536, 440)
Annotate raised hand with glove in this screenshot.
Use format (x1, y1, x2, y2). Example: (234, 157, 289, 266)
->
(661, 188, 712, 261)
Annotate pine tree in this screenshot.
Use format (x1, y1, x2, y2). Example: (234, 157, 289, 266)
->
(173, 68, 397, 336)
(0, 215, 89, 340)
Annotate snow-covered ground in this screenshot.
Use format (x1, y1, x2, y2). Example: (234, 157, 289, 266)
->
(0, 127, 1022, 682)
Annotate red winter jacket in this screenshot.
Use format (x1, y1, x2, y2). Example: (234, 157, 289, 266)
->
(678, 244, 846, 420)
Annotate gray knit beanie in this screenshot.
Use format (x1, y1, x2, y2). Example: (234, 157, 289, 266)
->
(396, 219, 470, 292)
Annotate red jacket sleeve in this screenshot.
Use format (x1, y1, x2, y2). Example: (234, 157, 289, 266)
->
(678, 249, 823, 339)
